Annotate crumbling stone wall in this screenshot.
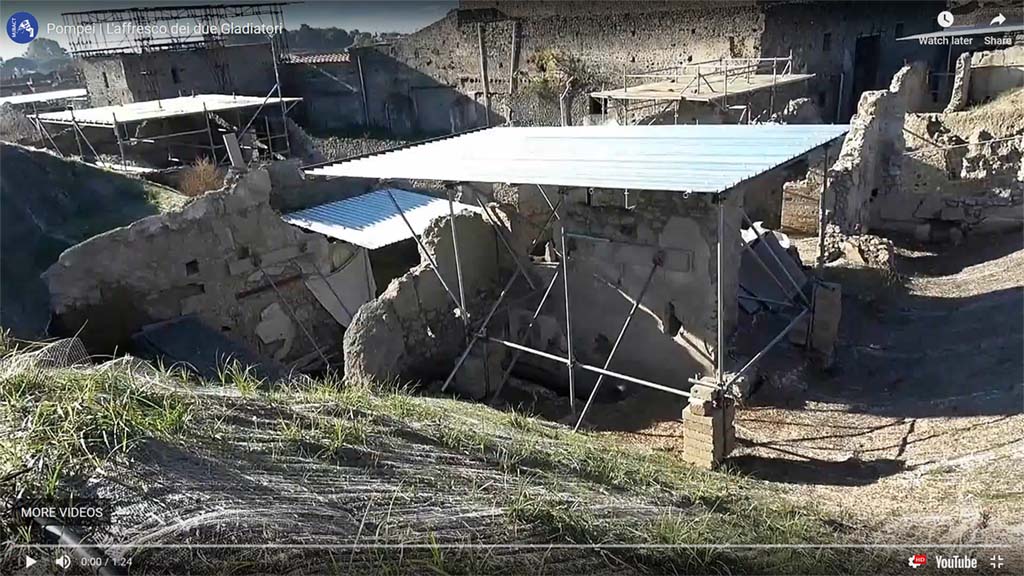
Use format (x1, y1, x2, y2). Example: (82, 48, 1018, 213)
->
(44, 166, 350, 365)
(947, 45, 1024, 113)
(343, 210, 500, 383)
(824, 87, 906, 234)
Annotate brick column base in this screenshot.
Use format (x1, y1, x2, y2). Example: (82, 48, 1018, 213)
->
(681, 383, 736, 469)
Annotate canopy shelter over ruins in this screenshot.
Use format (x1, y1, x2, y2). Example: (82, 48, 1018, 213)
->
(31, 94, 301, 169)
(304, 124, 848, 432)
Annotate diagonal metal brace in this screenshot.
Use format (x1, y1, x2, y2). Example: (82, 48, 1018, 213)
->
(574, 259, 661, 431)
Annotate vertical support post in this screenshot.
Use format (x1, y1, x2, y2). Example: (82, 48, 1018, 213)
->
(447, 188, 468, 326)
(717, 193, 725, 386)
(387, 190, 468, 319)
(816, 146, 831, 270)
(203, 103, 216, 163)
(69, 109, 84, 158)
(477, 22, 491, 127)
(264, 116, 273, 158)
(269, 36, 291, 157)
(356, 52, 370, 128)
(111, 112, 126, 169)
(30, 102, 44, 142)
(560, 195, 576, 415)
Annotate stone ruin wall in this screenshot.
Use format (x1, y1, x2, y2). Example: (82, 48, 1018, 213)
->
(343, 208, 501, 384)
(385, 1, 765, 127)
(43, 166, 359, 367)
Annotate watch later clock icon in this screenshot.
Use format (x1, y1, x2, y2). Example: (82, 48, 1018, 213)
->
(937, 11, 955, 28)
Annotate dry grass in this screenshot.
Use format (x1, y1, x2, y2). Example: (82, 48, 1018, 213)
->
(176, 156, 224, 197)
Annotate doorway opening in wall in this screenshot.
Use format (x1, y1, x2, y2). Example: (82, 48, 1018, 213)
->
(368, 238, 420, 295)
(846, 34, 882, 120)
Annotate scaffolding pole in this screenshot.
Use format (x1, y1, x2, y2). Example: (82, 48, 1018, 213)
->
(490, 267, 561, 402)
(447, 188, 468, 326)
(560, 193, 576, 415)
(717, 195, 725, 385)
(269, 37, 291, 157)
(111, 112, 126, 169)
(203, 103, 216, 163)
(816, 146, 831, 270)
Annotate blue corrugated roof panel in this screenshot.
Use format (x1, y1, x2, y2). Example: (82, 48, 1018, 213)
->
(304, 124, 849, 194)
(282, 189, 481, 249)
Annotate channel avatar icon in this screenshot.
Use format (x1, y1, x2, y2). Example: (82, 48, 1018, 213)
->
(908, 554, 928, 568)
(6, 11, 37, 44)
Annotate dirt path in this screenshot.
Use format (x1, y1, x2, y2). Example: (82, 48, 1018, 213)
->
(622, 231, 1024, 544)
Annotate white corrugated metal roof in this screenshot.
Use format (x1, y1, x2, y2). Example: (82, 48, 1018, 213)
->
(304, 124, 849, 194)
(282, 188, 482, 250)
(0, 88, 87, 106)
(35, 94, 301, 127)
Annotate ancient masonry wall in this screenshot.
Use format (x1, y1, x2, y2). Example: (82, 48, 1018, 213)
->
(821, 74, 909, 235)
(44, 166, 350, 365)
(81, 44, 277, 107)
(386, 1, 764, 128)
(343, 210, 501, 383)
(554, 188, 743, 393)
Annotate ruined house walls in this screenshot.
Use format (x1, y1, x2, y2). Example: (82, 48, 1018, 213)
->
(947, 45, 1024, 112)
(81, 44, 277, 107)
(378, 1, 948, 129)
(384, 1, 765, 128)
(44, 167, 351, 366)
(551, 188, 742, 394)
(821, 65, 913, 235)
(282, 60, 366, 134)
(760, 1, 946, 122)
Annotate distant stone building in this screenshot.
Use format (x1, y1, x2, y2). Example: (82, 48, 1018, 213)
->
(368, 0, 959, 127)
(80, 43, 277, 106)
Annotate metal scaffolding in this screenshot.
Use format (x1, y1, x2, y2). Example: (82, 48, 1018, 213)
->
(61, 2, 291, 57)
(32, 94, 299, 169)
(370, 183, 814, 432)
(590, 53, 815, 125)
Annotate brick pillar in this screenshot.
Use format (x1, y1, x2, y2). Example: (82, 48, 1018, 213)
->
(682, 383, 736, 469)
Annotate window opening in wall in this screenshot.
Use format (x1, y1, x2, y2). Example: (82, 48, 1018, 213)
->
(894, 22, 905, 38)
(185, 259, 199, 275)
(102, 71, 109, 89)
(817, 91, 826, 107)
(588, 97, 602, 115)
(171, 67, 181, 84)
(822, 32, 832, 53)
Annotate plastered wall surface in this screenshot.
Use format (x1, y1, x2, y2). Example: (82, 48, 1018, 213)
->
(44, 166, 351, 364)
(551, 188, 742, 394)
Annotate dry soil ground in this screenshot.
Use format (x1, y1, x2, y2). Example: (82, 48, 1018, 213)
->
(621, 230, 1024, 546)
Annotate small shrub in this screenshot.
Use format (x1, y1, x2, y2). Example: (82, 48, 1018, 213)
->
(177, 156, 224, 196)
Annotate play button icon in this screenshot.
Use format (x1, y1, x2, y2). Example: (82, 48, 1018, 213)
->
(24, 555, 37, 568)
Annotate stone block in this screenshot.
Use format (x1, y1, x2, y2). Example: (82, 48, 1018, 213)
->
(687, 398, 715, 416)
(810, 281, 842, 363)
(228, 258, 255, 276)
(689, 383, 719, 402)
(260, 245, 303, 267)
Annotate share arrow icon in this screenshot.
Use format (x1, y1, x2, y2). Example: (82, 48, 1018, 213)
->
(991, 13, 1007, 25)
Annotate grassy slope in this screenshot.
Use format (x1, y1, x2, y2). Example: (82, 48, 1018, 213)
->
(0, 144, 188, 337)
(0, 341, 881, 575)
